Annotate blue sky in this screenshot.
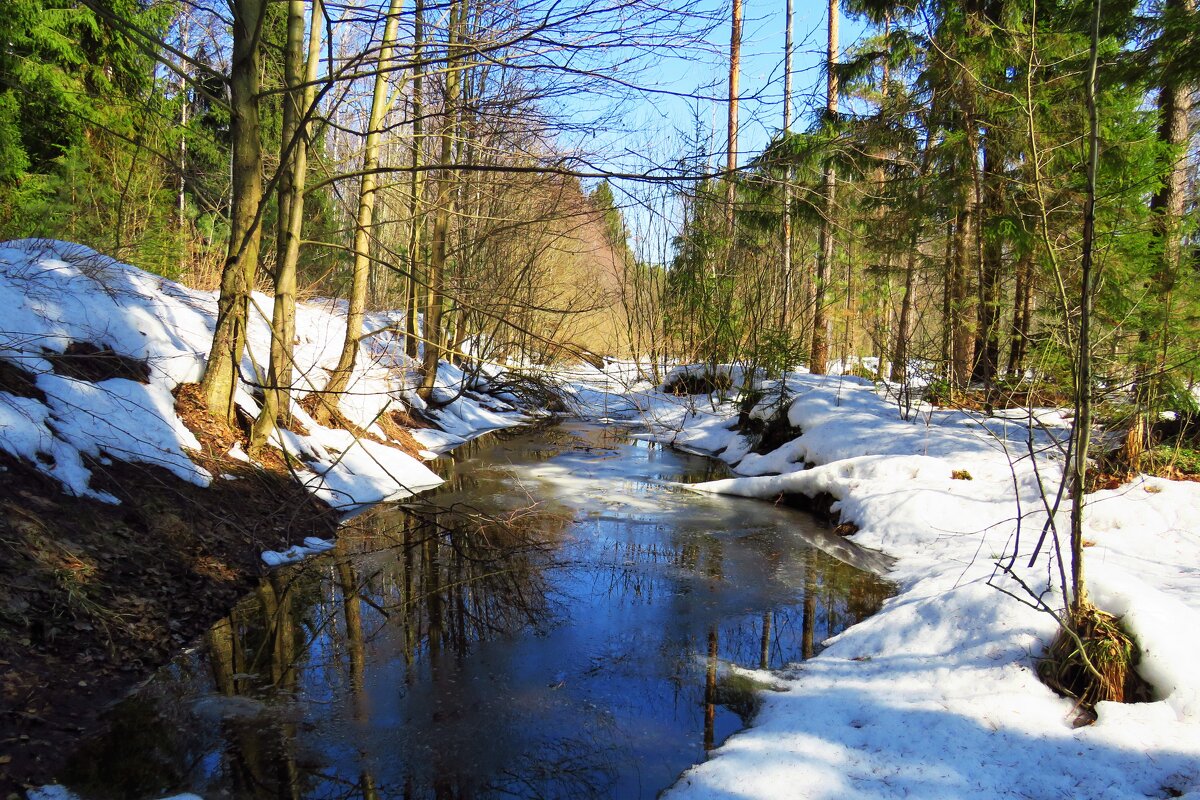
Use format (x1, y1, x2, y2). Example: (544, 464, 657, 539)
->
(552, 0, 873, 261)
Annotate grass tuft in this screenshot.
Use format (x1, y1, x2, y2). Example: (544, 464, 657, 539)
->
(1037, 605, 1152, 714)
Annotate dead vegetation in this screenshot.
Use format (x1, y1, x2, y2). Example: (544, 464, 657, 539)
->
(662, 369, 733, 396)
(45, 342, 150, 384)
(1037, 605, 1152, 721)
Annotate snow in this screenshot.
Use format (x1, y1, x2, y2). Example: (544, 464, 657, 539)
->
(548, 367, 1200, 799)
(6, 241, 1200, 797)
(0, 239, 527, 537)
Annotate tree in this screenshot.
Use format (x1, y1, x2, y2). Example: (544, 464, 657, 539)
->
(314, 0, 408, 424)
(199, 0, 267, 424)
(249, 0, 323, 451)
(810, 0, 839, 375)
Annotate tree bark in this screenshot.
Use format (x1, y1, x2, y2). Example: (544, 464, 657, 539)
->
(810, 0, 838, 375)
(1070, 0, 1102, 619)
(318, 0, 407, 422)
(971, 137, 1004, 388)
(405, 0, 425, 360)
(950, 207, 974, 387)
(418, 0, 463, 402)
(724, 0, 742, 239)
(250, 0, 322, 452)
(1006, 248, 1034, 376)
(1134, 0, 1194, 426)
(778, 0, 793, 333)
(199, 0, 266, 423)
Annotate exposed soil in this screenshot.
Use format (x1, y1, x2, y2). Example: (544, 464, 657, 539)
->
(0, 386, 342, 796)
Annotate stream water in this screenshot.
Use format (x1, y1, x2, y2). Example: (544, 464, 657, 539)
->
(57, 421, 894, 800)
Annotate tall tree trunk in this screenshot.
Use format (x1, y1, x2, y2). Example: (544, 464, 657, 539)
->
(405, 0, 425, 360)
(250, 0, 322, 452)
(317, 0, 407, 422)
(1131, 0, 1194, 456)
(200, 0, 266, 423)
(810, 0, 837, 375)
(418, 0, 463, 402)
(724, 0, 742, 239)
(889, 98, 936, 385)
(778, 0, 793, 332)
(971, 137, 1003, 388)
(950, 207, 974, 387)
(890, 250, 917, 383)
(940, 219, 954, 379)
(1070, 0, 1102, 619)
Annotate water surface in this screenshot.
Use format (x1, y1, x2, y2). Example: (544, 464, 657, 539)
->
(62, 422, 893, 799)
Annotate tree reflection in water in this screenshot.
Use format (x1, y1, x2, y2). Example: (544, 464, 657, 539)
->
(62, 423, 893, 800)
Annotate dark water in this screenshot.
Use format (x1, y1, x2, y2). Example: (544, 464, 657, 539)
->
(59, 422, 893, 800)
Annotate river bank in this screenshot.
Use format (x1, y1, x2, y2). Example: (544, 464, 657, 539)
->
(4, 240, 1200, 798)
(584, 367, 1200, 800)
(0, 241, 529, 794)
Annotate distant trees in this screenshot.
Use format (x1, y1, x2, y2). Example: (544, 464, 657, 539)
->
(4, 0, 1194, 448)
(661, 0, 1196, 429)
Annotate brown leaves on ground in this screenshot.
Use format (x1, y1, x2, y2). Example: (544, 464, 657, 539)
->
(0, 385, 344, 794)
(1, 382, 433, 791)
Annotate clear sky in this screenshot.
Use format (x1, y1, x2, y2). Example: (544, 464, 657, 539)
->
(548, 0, 873, 262)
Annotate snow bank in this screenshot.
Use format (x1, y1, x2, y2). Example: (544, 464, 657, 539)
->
(554, 365, 1200, 798)
(0, 239, 527, 520)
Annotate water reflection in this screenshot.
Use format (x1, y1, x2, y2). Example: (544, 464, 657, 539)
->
(62, 423, 893, 799)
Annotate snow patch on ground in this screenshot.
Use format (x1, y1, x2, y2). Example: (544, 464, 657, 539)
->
(0, 239, 528, 526)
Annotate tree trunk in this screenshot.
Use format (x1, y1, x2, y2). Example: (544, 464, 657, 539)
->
(890, 249, 916, 383)
(971, 137, 1003, 388)
(317, 0, 407, 422)
(405, 0, 425, 360)
(199, 0, 266, 423)
(778, 0, 793, 333)
(950, 206, 974, 387)
(724, 0, 742, 239)
(1133, 0, 1194, 447)
(250, 0, 322, 452)
(418, 0, 463, 402)
(1070, 0, 1102, 619)
(1006, 248, 1034, 376)
(809, 0, 837, 375)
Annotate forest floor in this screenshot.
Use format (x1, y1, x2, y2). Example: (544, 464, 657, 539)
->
(0, 240, 525, 796)
(0, 391, 344, 795)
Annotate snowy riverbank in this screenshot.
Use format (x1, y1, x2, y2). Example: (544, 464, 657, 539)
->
(5, 240, 1199, 798)
(0, 239, 529, 516)
(557, 364, 1200, 799)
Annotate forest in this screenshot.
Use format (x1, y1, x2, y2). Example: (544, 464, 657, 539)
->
(1, 0, 1196, 459)
(1, 0, 1200, 794)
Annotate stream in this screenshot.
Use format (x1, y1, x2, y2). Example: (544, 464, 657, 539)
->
(55, 421, 894, 799)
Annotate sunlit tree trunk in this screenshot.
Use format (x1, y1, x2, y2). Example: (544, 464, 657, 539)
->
(1070, 0, 1102, 619)
(810, 0, 837, 375)
(318, 0, 408, 422)
(418, 0, 464, 402)
(1131, 0, 1194, 457)
(724, 0, 741, 239)
(405, 0, 426, 360)
(200, 0, 266, 423)
(250, 0, 322, 452)
(779, 0, 793, 333)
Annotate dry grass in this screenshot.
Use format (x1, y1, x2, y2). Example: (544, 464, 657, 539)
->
(1038, 605, 1152, 715)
